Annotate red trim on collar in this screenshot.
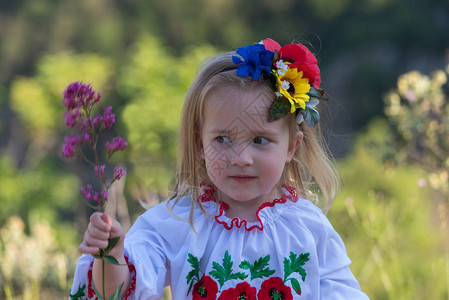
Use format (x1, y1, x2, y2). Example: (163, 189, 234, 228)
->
(197, 184, 298, 231)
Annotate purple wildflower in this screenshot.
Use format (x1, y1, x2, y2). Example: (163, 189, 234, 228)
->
(62, 81, 102, 110)
(101, 106, 115, 129)
(83, 133, 91, 144)
(62, 133, 85, 158)
(101, 190, 109, 202)
(113, 167, 127, 180)
(92, 114, 101, 128)
(81, 184, 100, 204)
(62, 81, 127, 215)
(106, 137, 128, 156)
(64, 109, 81, 127)
(94, 164, 106, 178)
(62, 143, 76, 158)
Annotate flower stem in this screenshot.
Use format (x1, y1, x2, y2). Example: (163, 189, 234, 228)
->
(92, 136, 105, 212)
(102, 258, 106, 299)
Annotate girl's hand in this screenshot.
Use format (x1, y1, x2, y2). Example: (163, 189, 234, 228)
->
(79, 212, 125, 259)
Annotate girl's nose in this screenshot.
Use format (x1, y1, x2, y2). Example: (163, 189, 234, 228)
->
(230, 146, 253, 167)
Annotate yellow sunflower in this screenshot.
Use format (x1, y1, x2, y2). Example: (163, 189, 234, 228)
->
(276, 65, 311, 112)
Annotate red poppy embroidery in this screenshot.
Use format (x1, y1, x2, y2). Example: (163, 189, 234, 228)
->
(257, 277, 293, 300)
(192, 275, 219, 300)
(218, 282, 257, 300)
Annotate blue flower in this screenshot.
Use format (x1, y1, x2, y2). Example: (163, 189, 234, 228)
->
(232, 44, 274, 80)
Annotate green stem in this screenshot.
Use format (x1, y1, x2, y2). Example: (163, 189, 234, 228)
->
(102, 258, 106, 299)
(92, 131, 105, 212)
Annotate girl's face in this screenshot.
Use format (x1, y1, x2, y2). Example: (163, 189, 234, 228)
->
(200, 86, 303, 217)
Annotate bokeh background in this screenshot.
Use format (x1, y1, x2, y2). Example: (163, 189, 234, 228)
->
(1, 0, 449, 299)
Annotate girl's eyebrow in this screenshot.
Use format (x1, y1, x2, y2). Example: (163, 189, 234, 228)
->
(206, 128, 229, 134)
(253, 129, 279, 136)
(207, 127, 279, 137)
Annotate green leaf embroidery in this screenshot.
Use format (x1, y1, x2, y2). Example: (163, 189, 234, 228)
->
(289, 278, 302, 295)
(69, 285, 86, 299)
(239, 255, 275, 280)
(209, 251, 248, 288)
(186, 253, 201, 295)
(298, 267, 307, 282)
(283, 251, 310, 295)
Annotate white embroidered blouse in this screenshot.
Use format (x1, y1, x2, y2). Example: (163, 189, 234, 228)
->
(70, 186, 369, 299)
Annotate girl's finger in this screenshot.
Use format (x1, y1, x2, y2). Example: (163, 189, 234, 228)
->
(90, 212, 111, 232)
(101, 212, 112, 227)
(78, 241, 100, 255)
(83, 231, 109, 249)
(87, 222, 110, 240)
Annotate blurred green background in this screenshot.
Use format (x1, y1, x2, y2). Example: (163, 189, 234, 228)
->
(1, 0, 448, 299)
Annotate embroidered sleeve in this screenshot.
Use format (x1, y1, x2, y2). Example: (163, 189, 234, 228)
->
(86, 256, 136, 300)
(69, 255, 136, 300)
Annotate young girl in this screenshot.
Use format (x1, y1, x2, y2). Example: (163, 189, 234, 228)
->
(70, 38, 369, 299)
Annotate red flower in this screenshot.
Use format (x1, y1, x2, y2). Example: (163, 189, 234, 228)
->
(262, 38, 281, 52)
(262, 38, 321, 89)
(192, 275, 219, 300)
(278, 44, 321, 89)
(257, 277, 293, 300)
(218, 282, 257, 300)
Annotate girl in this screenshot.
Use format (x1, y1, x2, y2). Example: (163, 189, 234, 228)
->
(70, 38, 369, 299)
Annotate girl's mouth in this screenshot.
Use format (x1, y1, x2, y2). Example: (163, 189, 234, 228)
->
(229, 175, 256, 183)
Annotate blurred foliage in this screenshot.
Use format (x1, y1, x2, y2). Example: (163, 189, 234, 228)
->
(330, 119, 447, 299)
(10, 53, 112, 133)
(0, 154, 77, 229)
(0, 214, 78, 299)
(1, 50, 116, 298)
(119, 35, 216, 199)
(384, 64, 449, 197)
(1, 0, 448, 130)
(0, 0, 448, 298)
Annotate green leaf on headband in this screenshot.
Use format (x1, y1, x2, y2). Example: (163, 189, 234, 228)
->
(307, 86, 328, 101)
(269, 97, 290, 121)
(273, 50, 280, 62)
(302, 106, 320, 128)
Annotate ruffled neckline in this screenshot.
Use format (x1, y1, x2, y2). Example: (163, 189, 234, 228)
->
(197, 184, 298, 231)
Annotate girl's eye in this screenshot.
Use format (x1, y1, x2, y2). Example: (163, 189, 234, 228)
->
(216, 136, 231, 144)
(254, 137, 269, 145)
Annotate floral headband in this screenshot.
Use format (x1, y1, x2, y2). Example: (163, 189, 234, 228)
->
(232, 38, 327, 127)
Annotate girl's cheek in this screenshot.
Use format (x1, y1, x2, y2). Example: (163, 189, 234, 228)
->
(205, 149, 231, 178)
(203, 142, 228, 163)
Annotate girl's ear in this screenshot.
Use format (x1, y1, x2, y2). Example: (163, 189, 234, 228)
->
(286, 130, 304, 163)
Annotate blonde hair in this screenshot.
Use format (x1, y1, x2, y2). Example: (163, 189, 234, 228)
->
(168, 51, 339, 225)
